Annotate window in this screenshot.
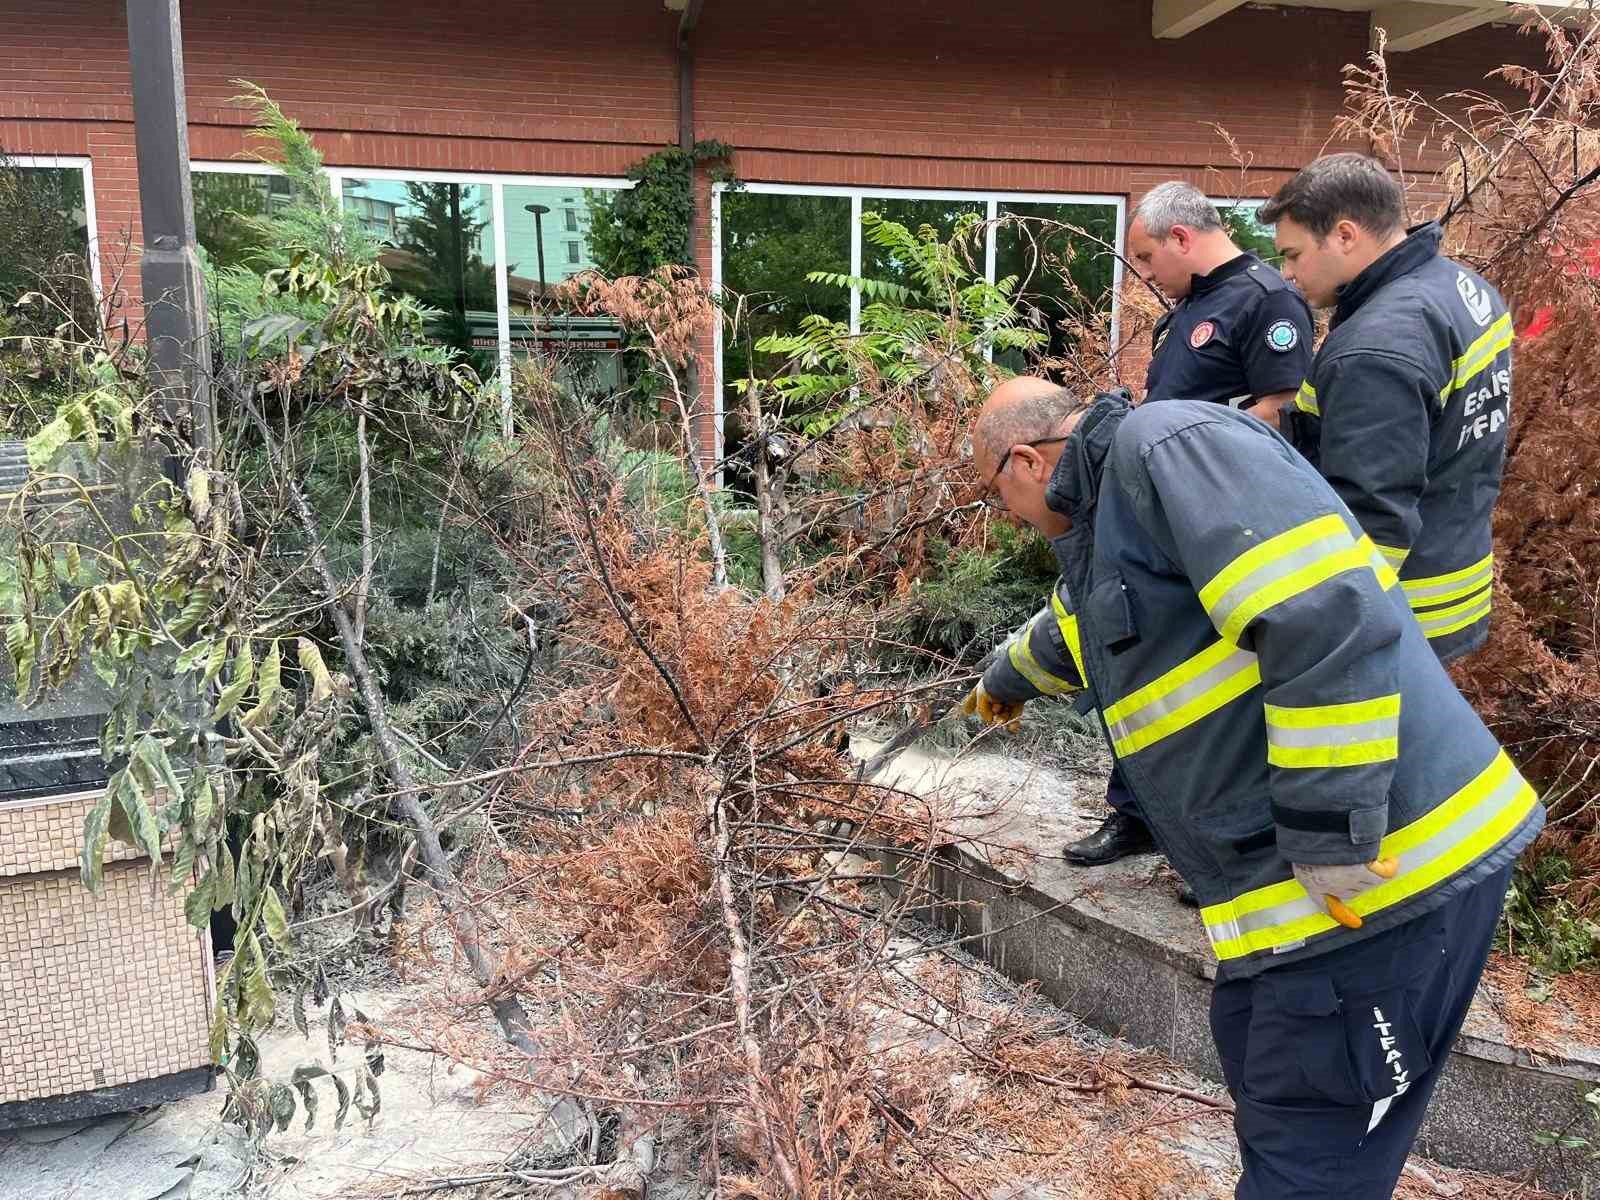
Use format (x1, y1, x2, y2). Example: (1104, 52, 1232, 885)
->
(1216, 199, 1280, 266)
(0, 155, 97, 330)
(994, 201, 1121, 371)
(193, 169, 295, 271)
(713, 183, 1124, 459)
(191, 164, 630, 427)
(339, 175, 500, 366)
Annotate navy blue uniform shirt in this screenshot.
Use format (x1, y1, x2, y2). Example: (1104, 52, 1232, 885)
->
(1144, 252, 1314, 409)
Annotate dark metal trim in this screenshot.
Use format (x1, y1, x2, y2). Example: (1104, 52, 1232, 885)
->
(0, 1065, 214, 1132)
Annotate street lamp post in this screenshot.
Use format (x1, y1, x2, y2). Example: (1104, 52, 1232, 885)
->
(524, 203, 550, 300)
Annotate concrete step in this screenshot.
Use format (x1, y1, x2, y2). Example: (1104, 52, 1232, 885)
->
(859, 733, 1599, 1195)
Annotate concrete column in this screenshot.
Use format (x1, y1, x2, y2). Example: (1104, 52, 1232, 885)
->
(126, 0, 213, 451)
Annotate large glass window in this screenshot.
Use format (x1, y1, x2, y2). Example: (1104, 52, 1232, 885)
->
(340, 176, 499, 367)
(861, 196, 985, 295)
(0, 157, 95, 332)
(1217, 200, 1280, 266)
(193, 171, 294, 271)
(715, 185, 1124, 452)
(719, 191, 852, 404)
(995, 201, 1121, 370)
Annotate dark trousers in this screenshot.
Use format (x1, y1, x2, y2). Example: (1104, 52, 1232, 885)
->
(1209, 866, 1510, 1200)
(1104, 762, 1144, 821)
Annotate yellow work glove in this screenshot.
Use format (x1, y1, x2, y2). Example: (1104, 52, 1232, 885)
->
(961, 682, 1024, 732)
(1291, 857, 1400, 929)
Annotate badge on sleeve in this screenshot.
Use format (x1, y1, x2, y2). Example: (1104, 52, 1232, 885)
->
(1189, 320, 1216, 349)
(1265, 320, 1300, 353)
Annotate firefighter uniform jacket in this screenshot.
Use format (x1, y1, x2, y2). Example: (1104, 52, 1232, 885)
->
(1285, 222, 1512, 662)
(1145, 252, 1314, 409)
(982, 393, 1541, 981)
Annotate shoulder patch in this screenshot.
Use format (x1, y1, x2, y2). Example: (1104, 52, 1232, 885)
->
(1455, 269, 1494, 327)
(1189, 320, 1216, 349)
(1265, 319, 1300, 353)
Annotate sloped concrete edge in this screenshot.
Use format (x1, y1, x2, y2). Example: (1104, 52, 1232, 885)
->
(883, 845, 1598, 1194)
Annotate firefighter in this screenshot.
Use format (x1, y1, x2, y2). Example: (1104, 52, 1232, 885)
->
(1065, 182, 1315, 872)
(966, 378, 1541, 1200)
(1264, 153, 1510, 663)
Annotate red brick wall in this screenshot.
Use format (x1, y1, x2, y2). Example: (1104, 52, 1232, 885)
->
(0, 0, 1539, 451)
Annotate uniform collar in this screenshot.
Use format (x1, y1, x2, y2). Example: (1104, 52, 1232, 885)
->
(1189, 251, 1256, 297)
(1045, 390, 1132, 521)
(1333, 221, 1442, 326)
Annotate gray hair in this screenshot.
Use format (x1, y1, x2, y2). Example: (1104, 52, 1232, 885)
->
(1133, 182, 1223, 239)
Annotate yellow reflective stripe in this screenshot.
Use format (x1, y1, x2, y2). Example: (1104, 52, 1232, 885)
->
(1359, 536, 1399, 591)
(1268, 739, 1399, 768)
(1375, 542, 1409, 570)
(1105, 641, 1261, 758)
(1402, 552, 1494, 607)
(1438, 313, 1513, 405)
(1206, 752, 1536, 961)
(1264, 694, 1400, 769)
(1008, 616, 1077, 697)
(1418, 589, 1492, 640)
(1215, 540, 1373, 644)
(1294, 380, 1319, 416)
(1200, 515, 1349, 614)
(1264, 695, 1400, 727)
(1050, 592, 1086, 682)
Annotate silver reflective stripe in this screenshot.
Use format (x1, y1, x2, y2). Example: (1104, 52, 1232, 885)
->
(1265, 717, 1399, 750)
(1205, 893, 1323, 946)
(1367, 1095, 1395, 1134)
(1106, 644, 1258, 746)
(1205, 530, 1354, 632)
(1404, 560, 1494, 607)
(1415, 591, 1492, 637)
(1205, 764, 1527, 949)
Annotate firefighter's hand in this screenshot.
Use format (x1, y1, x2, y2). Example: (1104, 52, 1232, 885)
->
(1292, 857, 1400, 929)
(961, 683, 1024, 732)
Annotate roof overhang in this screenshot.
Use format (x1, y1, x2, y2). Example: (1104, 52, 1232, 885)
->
(1153, 0, 1589, 51)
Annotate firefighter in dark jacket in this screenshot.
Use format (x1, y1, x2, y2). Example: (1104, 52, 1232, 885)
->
(1068, 182, 1317, 872)
(1264, 153, 1511, 662)
(965, 378, 1541, 1200)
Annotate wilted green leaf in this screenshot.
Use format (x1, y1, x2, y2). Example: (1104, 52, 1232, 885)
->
(169, 835, 197, 889)
(267, 1082, 297, 1133)
(183, 867, 218, 929)
(209, 957, 236, 1063)
(331, 1070, 351, 1130)
(80, 788, 114, 894)
(204, 637, 229, 683)
(7, 621, 35, 699)
(241, 932, 276, 1029)
(291, 1073, 318, 1132)
(262, 885, 291, 952)
(241, 639, 282, 729)
(186, 466, 212, 522)
(213, 640, 255, 718)
(26, 411, 74, 470)
(297, 637, 334, 704)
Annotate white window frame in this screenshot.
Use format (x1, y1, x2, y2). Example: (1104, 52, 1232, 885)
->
(710, 181, 1126, 465)
(193, 161, 632, 435)
(10, 155, 102, 301)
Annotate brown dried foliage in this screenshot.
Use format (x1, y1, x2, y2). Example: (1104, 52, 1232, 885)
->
(1344, 12, 1600, 918)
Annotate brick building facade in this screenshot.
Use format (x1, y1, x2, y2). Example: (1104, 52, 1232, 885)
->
(0, 0, 1538, 450)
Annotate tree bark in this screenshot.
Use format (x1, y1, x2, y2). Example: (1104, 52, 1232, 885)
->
(743, 381, 785, 600)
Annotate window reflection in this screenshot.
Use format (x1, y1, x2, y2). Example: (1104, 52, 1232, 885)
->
(193, 171, 294, 271)
(995, 201, 1121, 371)
(0, 160, 94, 333)
(861, 196, 985, 295)
(341, 176, 499, 366)
(504, 184, 621, 396)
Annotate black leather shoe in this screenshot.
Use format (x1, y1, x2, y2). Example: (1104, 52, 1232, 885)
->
(1177, 884, 1199, 908)
(1063, 811, 1156, 866)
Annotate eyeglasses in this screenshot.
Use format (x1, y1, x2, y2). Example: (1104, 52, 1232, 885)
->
(983, 435, 1070, 508)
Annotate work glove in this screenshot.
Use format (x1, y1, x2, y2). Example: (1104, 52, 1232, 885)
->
(1291, 857, 1400, 929)
(961, 682, 1024, 732)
